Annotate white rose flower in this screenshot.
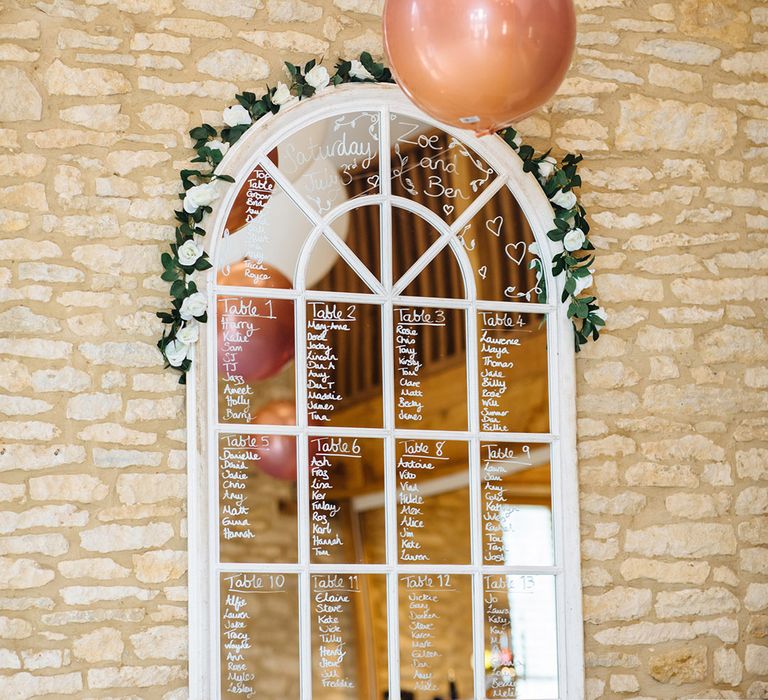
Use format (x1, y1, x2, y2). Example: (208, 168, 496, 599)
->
(537, 156, 557, 183)
(206, 139, 229, 156)
(183, 182, 218, 214)
(550, 188, 577, 210)
(180, 291, 207, 321)
(177, 239, 204, 266)
(164, 339, 189, 367)
(222, 104, 251, 127)
(349, 59, 374, 81)
(563, 228, 586, 252)
(272, 81, 293, 106)
(573, 271, 594, 296)
(177, 321, 199, 345)
(593, 308, 607, 323)
(305, 65, 330, 91)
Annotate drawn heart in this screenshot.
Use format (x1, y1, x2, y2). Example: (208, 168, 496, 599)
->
(443, 204, 455, 216)
(505, 241, 527, 266)
(485, 215, 503, 237)
(367, 174, 379, 189)
(478, 265, 488, 280)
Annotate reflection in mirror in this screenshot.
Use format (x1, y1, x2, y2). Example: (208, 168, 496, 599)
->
(399, 242, 466, 300)
(217, 162, 313, 289)
(217, 296, 296, 425)
(218, 433, 298, 563)
(477, 311, 549, 433)
(484, 575, 559, 699)
(322, 206, 382, 289)
(399, 574, 474, 699)
(306, 234, 373, 295)
(309, 435, 385, 564)
(306, 301, 383, 428)
(278, 112, 380, 216)
(390, 113, 497, 224)
(396, 439, 470, 564)
(391, 206, 443, 287)
(459, 186, 543, 303)
(393, 306, 468, 430)
(220, 572, 300, 700)
(480, 442, 553, 566)
(310, 573, 389, 698)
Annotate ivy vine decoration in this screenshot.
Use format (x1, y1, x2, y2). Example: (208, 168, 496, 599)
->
(157, 52, 602, 383)
(498, 129, 606, 349)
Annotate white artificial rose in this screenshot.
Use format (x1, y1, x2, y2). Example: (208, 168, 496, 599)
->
(528, 241, 540, 257)
(206, 139, 229, 156)
(573, 271, 594, 296)
(177, 239, 204, 266)
(512, 132, 522, 148)
(550, 188, 577, 210)
(593, 308, 607, 323)
(164, 339, 189, 367)
(272, 81, 293, 105)
(183, 182, 218, 214)
(563, 228, 586, 252)
(177, 321, 199, 345)
(180, 291, 207, 321)
(305, 65, 330, 90)
(537, 156, 557, 183)
(349, 59, 374, 81)
(222, 104, 251, 127)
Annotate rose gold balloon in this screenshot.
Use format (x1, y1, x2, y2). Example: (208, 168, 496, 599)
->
(250, 401, 298, 481)
(383, 0, 576, 133)
(217, 262, 294, 381)
(249, 401, 319, 481)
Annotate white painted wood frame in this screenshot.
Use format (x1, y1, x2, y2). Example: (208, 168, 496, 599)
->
(186, 83, 584, 700)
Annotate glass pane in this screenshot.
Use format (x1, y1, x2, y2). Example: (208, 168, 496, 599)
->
(310, 573, 389, 698)
(399, 574, 474, 699)
(480, 442, 553, 566)
(307, 233, 373, 295)
(397, 439, 470, 564)
(483, 575, 559, 699)
(400, 242, 466, 299)
(218, 433, 298, 563)
(309, 435, 385, 564)
(277, 111, 380, 216)
(459, 187, 543, 303)
(390, 113, 497, 224)
(217, 296, 296, 425)
(324, 206, 382, 287)
(217, 162, 313, 289)
(220, 572, 300, 700)
(392, 206, 443, 285)
(394, 306, 468, 431)
(478, 311, 549, 433)
(306, 300, 383, 428)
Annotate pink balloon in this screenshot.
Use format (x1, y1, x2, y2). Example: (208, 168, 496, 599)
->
(251, 401, 298, 481)
(250, 401, 320, 481)
(383, 0, 576, 133)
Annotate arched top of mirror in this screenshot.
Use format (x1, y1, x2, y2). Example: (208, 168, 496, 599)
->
(205, 83, 557, 306)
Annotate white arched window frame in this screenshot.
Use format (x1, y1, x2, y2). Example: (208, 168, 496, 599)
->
(187, 83, 584, 699)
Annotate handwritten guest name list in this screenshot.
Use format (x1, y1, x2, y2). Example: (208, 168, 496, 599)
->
(484, 575, 518, 699)
(310, 437, 362, 560)
(403, 574, 453, 693)
(221, 573, 290, 698)
(219, 298, 282, 422)
(219, 434, 272, 545)
(395, 307, 446, 425)
(479, 312, 524, 432)
(312, 574, 360, 691)
(306, 302, 356, 424)
(398, 439, 446, 562)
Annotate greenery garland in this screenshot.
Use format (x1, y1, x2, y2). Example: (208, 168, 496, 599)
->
(157, 52, 603, 383)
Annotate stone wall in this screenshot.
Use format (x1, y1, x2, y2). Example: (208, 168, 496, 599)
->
(0, 0, 766, 698)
